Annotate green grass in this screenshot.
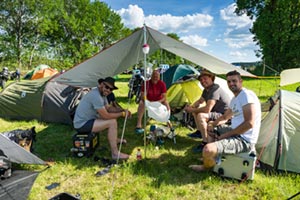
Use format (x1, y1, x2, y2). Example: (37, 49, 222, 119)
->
(1, 75, 300, 200)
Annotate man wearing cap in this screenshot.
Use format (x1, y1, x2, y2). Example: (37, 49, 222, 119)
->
(73, 77, 131, 160)
(184, 70, 232, 153)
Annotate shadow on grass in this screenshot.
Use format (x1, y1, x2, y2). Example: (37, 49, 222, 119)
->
(125, 153, 212, 186)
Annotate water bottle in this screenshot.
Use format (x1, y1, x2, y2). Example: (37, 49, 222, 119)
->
(136, 148, 142, 160)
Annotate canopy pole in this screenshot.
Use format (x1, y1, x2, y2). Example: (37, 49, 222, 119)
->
(142, 24, 149, 159)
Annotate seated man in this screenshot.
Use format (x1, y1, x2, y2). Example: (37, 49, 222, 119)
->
(73, 77, 131, 160)
(135, 70, 170, 134)
(189, 70, 261, 172)
(184, 70, 232, 153)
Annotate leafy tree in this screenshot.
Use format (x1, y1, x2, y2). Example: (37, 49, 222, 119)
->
(0, 0, 47, 70)
(235, 0, 300, 72)
(0, 0, 131, 70)
(44, 0, 131, 67)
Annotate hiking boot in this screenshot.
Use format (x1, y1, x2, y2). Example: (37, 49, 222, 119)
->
(135, 127, 144, 134)
(187, 130, 202, 139)
(192, 143, 206, 153)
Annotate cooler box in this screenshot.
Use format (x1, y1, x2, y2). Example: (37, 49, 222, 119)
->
(213, 151, 256, 181)
(71, 132, 99, 158)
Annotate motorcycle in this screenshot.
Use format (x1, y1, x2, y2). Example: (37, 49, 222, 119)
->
(128, 72, 144, 103)
(0, 67, 10, 89)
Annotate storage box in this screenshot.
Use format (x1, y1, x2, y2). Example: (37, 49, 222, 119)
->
(213, 151, 256, 181)
(71, 132, 99, 158)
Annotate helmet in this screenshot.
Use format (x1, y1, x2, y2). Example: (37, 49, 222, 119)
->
(3, 67, 8, 71)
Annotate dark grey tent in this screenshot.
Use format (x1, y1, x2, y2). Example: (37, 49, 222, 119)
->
(0, 75, 86, 124)
(0, 134, 46, 200)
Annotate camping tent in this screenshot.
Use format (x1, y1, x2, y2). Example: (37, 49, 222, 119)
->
(162, 64, 233, 108)
(52, 25, 254, 88)
(0, 134, 46, 200)
(24, 64, 50, 80)
(0, 76, 86, 124)
(0, 25, 251, 124)
(31, 68, 58, 80)
(256, 90, 300, 173)
(280, 68, 300, 86)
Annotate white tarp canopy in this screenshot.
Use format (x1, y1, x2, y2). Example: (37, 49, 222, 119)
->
(53, 26, 255, 88)
(280, 68, 300, 86)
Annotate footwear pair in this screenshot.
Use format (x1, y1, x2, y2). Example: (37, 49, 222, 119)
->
(187, 130, 202, 139)
(135, 127, 144, 134)
(192, 142, 206, 153)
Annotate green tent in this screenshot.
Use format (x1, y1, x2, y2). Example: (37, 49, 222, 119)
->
(0, 76, 85, 124)
(256, 90, 300, 173)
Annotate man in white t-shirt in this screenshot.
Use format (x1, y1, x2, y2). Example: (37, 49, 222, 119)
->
(189, 70, 261, 172)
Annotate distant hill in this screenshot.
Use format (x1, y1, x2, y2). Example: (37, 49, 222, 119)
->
(231, 62, 261, 68)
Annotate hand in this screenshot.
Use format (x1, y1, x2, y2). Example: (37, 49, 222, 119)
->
(124, 109, 132, 118)
(184, 105, 193, 113)
(207, 121, 214, 132)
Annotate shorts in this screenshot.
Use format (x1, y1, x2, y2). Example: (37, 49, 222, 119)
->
(214, 127, 251, 154)
(215, 135, 251, 154)
(75, 119, 95, 133)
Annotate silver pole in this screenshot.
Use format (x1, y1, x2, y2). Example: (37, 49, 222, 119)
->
(143, 24, 147, 158)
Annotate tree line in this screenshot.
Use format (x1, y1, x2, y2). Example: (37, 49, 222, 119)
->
(235, 0, 300, 72)
(0, 0, 299, 73)
(0, 0, 131, 71)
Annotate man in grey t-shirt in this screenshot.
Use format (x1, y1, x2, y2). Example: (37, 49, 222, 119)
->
(184, 70, 232, 153)
(73, 77, 131, 160)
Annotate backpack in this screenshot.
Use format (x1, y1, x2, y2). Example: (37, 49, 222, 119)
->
(2, 127, 36, 152)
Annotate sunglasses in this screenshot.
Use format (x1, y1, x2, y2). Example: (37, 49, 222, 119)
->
(103, 83, 113, 91)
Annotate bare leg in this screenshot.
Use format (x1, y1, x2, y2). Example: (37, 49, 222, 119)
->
(198, 113, 209, 143)
(136, 100, 145, 128)
(189, 143, 218, 172)
(92, 119, 129, 159)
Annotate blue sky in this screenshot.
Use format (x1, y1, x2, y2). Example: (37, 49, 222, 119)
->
(101, 0, 260, 64)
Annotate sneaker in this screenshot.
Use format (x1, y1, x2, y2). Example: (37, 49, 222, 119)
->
(192, 143, 206, 153)
(187, 130, 202, 138)
(135, 127, 144, 134)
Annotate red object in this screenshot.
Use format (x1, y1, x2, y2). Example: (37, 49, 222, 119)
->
(136, 149, 142, 160)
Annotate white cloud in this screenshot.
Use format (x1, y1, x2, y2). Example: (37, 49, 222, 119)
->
(116, 5, 145, 28)
(229, 51, 248, 61)
(146, 13, 213, 33)
(181, 35, 208, 48)
(116, 4, 213, 34)
(220, 4, 252, 29)
(219, 2, 257, 59)
(224, 34, 254, 48)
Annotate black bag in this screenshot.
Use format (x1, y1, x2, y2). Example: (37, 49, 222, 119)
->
(0, 150, 12, 179)
(2, 127, 36, 152)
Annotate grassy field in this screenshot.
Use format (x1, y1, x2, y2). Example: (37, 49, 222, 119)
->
(1, 75, 299, 200)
